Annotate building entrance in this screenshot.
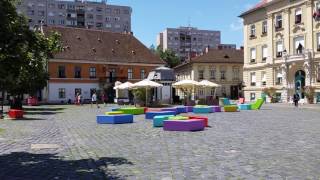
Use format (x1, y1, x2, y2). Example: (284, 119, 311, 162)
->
(295, 70, 305, 99)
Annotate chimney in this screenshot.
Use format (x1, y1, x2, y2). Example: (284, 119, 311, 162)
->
(205, 46, 210, 54)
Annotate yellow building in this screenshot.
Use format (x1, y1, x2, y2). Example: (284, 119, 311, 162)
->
(174, 48, 244, 101)
(240, 0, 320, 103)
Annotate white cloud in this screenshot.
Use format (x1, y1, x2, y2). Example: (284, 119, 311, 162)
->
(230, 19, 243, 31)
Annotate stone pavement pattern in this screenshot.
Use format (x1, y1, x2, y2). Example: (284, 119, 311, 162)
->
(0, 104, 320, 179)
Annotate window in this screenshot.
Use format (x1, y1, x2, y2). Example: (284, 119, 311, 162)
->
(140, 69, 145, 79)
(66, 20, 77, 26)
(114, 9, 121, 14)
(276, 41, 283, 58)
(275, 15, 282, 30)
(74, 88, 81, 96)
(38, 10, 45, 16)
(58, 66, 65, 78)
(49, 19, 55, 25)
(262, 45, 268, 62)
(74, 66, 81, 78)
(250, 48, 256, 63)
(295, 9, 302, 24)
(317, 33, 320, 51)
(67, 4, 75, 10)
(59, 19, 65, 25)
(106, 24, 112, 28)
(114, 17, 120, 21)
(87, 14, 93, 19)
(67, 13, 76, 18)
(250, 24, 256, 38)
(27, 10, 34, 15)
(48, 3, 55, 8)
(262, 21, 268, 34)
(58, 88, 65, 99)
(48, 12, 54, 17)
(220, 68, 226, 80)
(89, 67, 96, 79)
(96, 15, 103, 20)
(250, 72, 256, 86)
(198, 70, 204, 80)
(128, 68, 133, 79)
(261, 71, 266, 86)
(198, 89, 204, 96)
(276, 71, 283, 85)
(58, 4, 65, 9)
(210, 88, 215, 96)
(232, 67, 239, 81)
(221, 86, 226, 96)
(250, 93, 256, 101)
(105, 16, 112, 22)
(123, 9, 130, 14)
(318, 65, 320, 82)
(210, 67, 216, 80)
(115, 24, 121, 28)
(96, 7, 103, 12)
(294, 36, 304, 54)
(96, 23, 103, 28)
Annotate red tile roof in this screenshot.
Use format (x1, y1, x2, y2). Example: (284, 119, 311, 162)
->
(43, 26, 165, 65)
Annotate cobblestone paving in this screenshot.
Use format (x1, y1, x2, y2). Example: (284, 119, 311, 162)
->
(0, 104, 320, 180)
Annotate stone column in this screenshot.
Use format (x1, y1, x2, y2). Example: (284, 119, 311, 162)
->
(283, 8, 290, 54)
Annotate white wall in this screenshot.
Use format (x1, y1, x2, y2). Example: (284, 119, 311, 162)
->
(48, 83, 99, 103)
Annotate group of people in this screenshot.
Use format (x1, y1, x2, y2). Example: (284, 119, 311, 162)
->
(74, 91, 108, 108)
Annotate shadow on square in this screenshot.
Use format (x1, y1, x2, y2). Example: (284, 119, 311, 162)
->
(0, 152, 133, 180)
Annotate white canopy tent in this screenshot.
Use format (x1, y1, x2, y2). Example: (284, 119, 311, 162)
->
(173, 79, 201, 103)
(199, 80, 221, 104)
(130, 79, 163, 106)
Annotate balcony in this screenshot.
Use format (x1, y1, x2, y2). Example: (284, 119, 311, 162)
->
(284, 49, 311, 63)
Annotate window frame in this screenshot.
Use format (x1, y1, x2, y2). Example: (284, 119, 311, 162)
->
(58, 66, 66, 78)
(89, 67, 96, 79)
(262, 21, 268, 34)
(128, 68, 133, 79)
(250, 72, 256, 86)
(74, 66, 81, 78)
(58, 88, 66, 99)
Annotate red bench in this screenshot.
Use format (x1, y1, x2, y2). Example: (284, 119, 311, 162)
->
(8, 109, 24, 119)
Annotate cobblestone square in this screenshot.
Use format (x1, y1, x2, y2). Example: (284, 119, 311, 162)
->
(0, 104, 320, 179)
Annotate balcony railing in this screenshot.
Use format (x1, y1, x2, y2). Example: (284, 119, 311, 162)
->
(284, 49, 311, 63)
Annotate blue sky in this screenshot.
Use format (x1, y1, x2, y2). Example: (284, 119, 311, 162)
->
(107, 0, 260, 48)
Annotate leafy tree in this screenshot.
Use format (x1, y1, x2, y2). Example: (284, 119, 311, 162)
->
(0, 0, 62, 112)
(156, 46, 180, 68)
(149, 44, 156, 54)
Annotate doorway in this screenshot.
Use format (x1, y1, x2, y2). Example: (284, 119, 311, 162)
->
(230, 86, 239, 100)
(295, 70, 305, 99)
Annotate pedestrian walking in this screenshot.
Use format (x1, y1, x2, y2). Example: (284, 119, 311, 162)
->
(101, 93, 107, 107)
(293, 93, 300, 107)
(91, 92, 99, 108)
(75, 93, 80, 105)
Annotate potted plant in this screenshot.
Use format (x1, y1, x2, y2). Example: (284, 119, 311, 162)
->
(262, 87, 277, 103)
(303, 86, 315, 104)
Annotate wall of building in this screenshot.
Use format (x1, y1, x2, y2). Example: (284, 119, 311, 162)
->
(242, 0, 320, 103)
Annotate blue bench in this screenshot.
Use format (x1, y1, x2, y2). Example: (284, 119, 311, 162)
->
(153, 115, 175, 127)
(193, 106, 213, 114)
(175, 106, 188, 113)
(238, 104, 251, 110)
(145, 111, 176, 119)
(97, 114, 133, 124)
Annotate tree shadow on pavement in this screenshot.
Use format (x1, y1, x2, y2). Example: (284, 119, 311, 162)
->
(0, 152, 133, 180)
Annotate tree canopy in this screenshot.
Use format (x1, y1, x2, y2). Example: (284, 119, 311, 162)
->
(156, 46, 180, 68)
(0, 0, 62, 109)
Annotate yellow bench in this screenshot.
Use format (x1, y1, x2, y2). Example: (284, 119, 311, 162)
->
(105, 111, 124, 115)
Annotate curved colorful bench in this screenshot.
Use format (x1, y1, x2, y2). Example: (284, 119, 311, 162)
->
(238, 104, 251, 110)
(8, 109, 24, 119)
(224, 105, 238, 112)
(250, 98, 264, 110)
(193, 106, 213, 113)
(153, 115, 175, 127)
(188, 116, 208, 127)
(117, 107, 144, 115)
(186, 106, 193, 112)
(105, 111, 124, 115)
(163, 119, 205, 131)
(146, 111, 176, 119)
(212, 106, 222, 112)
(97, 114, 133, 124)
(161, 108, 178, 115)
(175, 106, 188, 114)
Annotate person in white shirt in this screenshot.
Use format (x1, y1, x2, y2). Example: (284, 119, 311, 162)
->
(91, 92, 99, 108)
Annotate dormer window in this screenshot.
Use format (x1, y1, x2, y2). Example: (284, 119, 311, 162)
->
(295, 9, 302, 24)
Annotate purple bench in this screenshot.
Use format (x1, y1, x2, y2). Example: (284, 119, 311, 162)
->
(211, 106, 222, 112)
(163, 119, 205, 131)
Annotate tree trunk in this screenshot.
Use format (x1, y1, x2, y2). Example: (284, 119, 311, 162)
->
(10, 95, 23, 110)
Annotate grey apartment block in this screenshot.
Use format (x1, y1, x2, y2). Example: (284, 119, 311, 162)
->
(157, 27, 221, 61)
(16, 0, 132, 33)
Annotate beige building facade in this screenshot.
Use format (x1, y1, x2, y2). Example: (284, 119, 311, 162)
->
(240, 0, 320, 103)
(174, 49, 244, 100)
